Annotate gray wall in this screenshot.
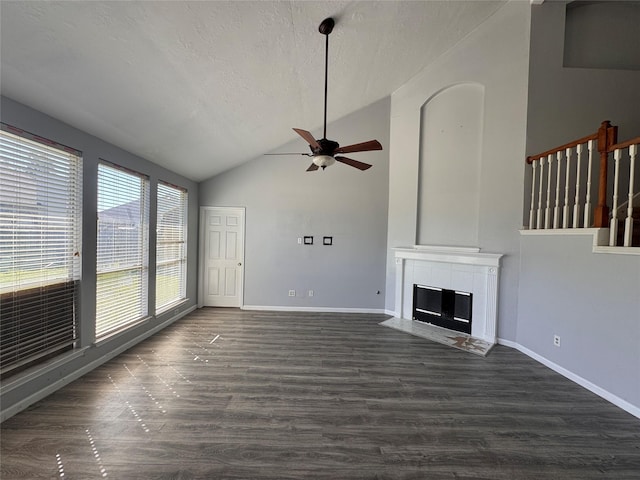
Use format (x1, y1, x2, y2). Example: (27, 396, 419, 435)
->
(518, 234, 640, 409)
(1, 96, 199, 420)
(199, 97, 390, 310)
(563, 1, 640, 71)
(517, 1, 640, 412)
(385, 0, 531, 341)
(526, 2, 640, 152)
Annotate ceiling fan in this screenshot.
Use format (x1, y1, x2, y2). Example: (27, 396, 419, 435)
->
(267, 17, 383, 172)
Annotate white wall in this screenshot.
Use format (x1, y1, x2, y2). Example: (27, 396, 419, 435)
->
(199, 97, 390, 311)
(517, 1, 640, 414)
(385, 1, 531, 341)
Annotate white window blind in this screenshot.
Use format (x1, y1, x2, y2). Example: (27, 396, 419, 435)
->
(0, 125, 82, 377)
(96, 162, 149, 339)
(156, 182, 187, 313)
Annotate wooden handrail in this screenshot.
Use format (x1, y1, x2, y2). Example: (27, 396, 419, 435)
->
(524, 121, 636, 161)
(609, 136, 640, 152)
(526, 131, 598, 164)
(525, 121, 628, 163)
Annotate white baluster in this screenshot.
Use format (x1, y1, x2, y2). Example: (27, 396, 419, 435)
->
(609, 149, 621, 246)
(545, 154, 553, 229)
(584, 140, 594, 228)
(554, 151, 562, 228)
(573, 143, 582, 228)
(537, 156, 545, 229)
(624, 144, 637, 247)
(563, 149, 572, 228)
(529, 160, 537, 229)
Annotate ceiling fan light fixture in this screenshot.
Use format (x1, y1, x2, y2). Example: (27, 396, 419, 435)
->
(312, 155, 335, 169)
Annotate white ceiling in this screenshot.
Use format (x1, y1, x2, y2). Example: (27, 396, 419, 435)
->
(1, 1, 506, 182)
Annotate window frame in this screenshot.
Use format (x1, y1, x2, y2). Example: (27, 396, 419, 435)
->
(0, 124, 83, 378)
(155, 181, 188, 314)
(95, 160, 150, 340)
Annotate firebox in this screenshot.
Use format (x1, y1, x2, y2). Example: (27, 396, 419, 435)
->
(412, 284, 472, 334)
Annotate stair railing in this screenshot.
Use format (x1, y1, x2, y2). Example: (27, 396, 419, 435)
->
(609, 137, 639, 246)
(526, 121, 640, 247)
(526, 121, 614, 229)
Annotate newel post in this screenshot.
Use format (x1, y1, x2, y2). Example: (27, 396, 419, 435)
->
(593, 120, 618, 227)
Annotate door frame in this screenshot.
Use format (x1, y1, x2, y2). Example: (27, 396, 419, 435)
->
(198, 206, 246, 308)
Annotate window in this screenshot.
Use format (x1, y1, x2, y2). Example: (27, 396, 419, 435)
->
(156, 182, 187, 313)
(96, 162, 149, 339)
(0, 125, 82, 377)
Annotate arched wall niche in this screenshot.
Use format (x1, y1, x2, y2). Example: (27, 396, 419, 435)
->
(416, 82, 484, 247)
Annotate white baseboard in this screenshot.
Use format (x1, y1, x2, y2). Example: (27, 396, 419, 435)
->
(241, 305, 387, 315)
(384, 309, 398, 317)
(497, 337, 518, 349)
(0, 305, 197, 422)
(496, 337, 640, 420)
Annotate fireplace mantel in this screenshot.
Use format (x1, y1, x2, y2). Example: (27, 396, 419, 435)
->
(393, 246, 503, 344)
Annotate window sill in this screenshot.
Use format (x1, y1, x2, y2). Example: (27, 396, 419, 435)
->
(0, 346, 90, 395)
(155, 298, 190, 316)
(94, 316, 153, 347)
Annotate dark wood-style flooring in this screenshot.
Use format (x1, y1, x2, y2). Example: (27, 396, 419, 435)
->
(1, 309, 639, 479)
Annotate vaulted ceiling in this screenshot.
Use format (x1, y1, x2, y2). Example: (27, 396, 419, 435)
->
(1, 1, 506, 181)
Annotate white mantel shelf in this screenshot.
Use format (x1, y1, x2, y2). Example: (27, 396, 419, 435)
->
(393, 245, 503, 345)
(394, 246, 502, 267)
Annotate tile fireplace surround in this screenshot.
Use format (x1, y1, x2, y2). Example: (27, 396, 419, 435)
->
(393, 246, 503, 344)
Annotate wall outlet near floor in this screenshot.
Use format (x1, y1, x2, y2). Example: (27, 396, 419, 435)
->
(553, 335, 561, 347)
(308, 290, 313, 297)
(288, 290, 296, 297)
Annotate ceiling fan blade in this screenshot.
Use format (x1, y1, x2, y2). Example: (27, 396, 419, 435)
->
(306, 163, 319, 172)
(335, 140, 382, 154)
(293, 128, 320, 149)
(264, 153, 312, 156)
(335, 156, 372, 171)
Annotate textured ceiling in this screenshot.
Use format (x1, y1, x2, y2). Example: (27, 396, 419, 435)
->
(1, 1, 506, 181)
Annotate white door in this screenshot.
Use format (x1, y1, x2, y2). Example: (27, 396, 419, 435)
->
(199, 207, 245, 307)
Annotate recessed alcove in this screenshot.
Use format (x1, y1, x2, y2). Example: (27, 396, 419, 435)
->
(417, 83, 484, 247)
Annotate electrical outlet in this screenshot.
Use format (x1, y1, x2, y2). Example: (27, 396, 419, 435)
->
(553, 335, 561, 347)
(288, 290, 295, 297)
(308, 290, 313, 297)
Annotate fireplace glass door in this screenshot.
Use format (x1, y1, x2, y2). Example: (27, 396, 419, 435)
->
(413, 284, 472, 334)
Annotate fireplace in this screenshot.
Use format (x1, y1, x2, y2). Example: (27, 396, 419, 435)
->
(413, 285, 472, 334)
(393, 245, 502, 344)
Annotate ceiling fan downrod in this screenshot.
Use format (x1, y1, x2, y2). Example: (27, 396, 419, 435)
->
(319, 18, 334, 140)
(271, 16, 381, 172)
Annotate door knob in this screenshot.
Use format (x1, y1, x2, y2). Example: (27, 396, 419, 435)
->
(238, 262, 242, 266)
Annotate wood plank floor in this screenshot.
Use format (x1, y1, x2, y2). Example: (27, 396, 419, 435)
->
(1, 308, 639, 479)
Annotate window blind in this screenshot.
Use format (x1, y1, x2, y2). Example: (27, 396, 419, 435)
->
(0, 126, 82, 377)
(96, 162, 149, 339)
(156, 182, 187, 313)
